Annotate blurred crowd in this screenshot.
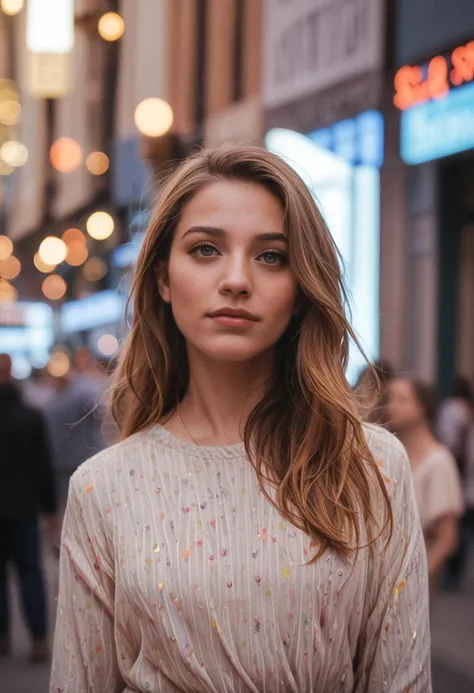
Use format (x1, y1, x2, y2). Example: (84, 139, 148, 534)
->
(0, 346, 115, 662)
(355, 363, 473, 599)
(0, 352, 473, 662)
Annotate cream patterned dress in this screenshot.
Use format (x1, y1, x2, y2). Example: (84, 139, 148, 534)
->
(50, 424, 431, 692)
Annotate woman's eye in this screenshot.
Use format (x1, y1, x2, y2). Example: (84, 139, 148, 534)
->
(258, 251, 286, 266)
(190, 243, 219, 258)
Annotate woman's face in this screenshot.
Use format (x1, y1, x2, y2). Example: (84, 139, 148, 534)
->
(386, 378, 425, 432)
(159, 180, 299, 364)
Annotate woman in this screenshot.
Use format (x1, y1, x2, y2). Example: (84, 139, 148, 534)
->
(51, 146, 430, 692)
(386, 377, 463, 597)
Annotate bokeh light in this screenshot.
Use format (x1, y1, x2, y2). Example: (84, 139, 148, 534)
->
(83, 256, 108, 282)
(98, 12, 125, 41)
(98, 333, 119, 356)
(42, 274, 67, 301)
(39, 236, 67, 265)
(0, 80, 18, 102)
(47, 351, 71, 377)
(0, 140, 28, 167)
(86, 211, 114, 240)
(0, 255, 21, 280)
(1, 0, 24, 16)
(0, 235, 13, 261)
(66, 241, 89, 267)
(86, 151, 109, 175)
(34, 252, 56, 274)
(62, 228, 86, 246)
(0, 159, 13, 176)
(50, 137, 83, 173)
(0, 279, 18, 302)
(0, 100, 21, 126)
(134, 98, 173, 137)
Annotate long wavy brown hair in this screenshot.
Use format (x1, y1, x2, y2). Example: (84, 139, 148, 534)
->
(111, 145, 392, 560)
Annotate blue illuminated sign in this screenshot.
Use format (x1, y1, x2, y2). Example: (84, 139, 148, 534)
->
(401, 80, 474, 165)
(61, 290, 125, 333)
(307, 110, 384, 169)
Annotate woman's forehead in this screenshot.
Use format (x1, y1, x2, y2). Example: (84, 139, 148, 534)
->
(176, 181, 286, 236)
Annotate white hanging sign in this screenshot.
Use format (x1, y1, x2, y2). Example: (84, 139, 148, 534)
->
(263, 0, 384, 109)
(26, 0, 74, 54)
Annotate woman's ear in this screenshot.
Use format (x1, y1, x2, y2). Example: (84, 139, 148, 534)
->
(156, 263, 171, 304)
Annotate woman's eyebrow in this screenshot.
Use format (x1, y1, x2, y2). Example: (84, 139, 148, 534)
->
(182, 226, 288, 244)
(182, 226, 225, 239)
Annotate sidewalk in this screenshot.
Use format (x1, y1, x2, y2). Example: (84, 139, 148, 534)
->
(430, 545, 474, 692)
(0, 546, 57, 693)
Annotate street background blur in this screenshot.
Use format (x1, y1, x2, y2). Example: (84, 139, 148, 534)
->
(0, 1, 473, 691)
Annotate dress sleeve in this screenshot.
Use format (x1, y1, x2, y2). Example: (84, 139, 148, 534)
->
(423, 450, 464, 529)
(50, 468, 124, 693)
(354, 438, 432, 692)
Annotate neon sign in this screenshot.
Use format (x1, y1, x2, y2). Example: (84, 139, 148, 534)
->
(394, 40, 474, 110)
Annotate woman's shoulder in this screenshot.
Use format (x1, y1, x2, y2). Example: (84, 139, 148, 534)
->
(68, 429, 155, 494)
(361, 423, 414, 506)
(363, 423, 409, 474)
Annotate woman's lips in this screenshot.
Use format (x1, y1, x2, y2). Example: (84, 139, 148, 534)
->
(210, 315, 256, 328)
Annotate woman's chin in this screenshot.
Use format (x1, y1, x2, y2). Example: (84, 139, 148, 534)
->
(189, 340, 271, 364)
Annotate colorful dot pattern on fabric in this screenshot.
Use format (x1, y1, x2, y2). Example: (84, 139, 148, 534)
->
(51, 423, 431, 692)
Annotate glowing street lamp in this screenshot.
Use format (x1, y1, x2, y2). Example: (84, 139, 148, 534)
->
(134, 98, 173, 137)
(0, 255, 21, 280)
(62, 228, 86, 246)
(65, 242, 88, 267)
(39, 236, 67, 265)
(1, 0, 24, 16)
(47, 350, 70, 376)
(50, 138, 82, 173)
(98, 333, 119, 356)
(86, 151, 109, 175)
(83, 256, 107, 281)
(98, 12, 125, 42)
(86, 211, 114, 240)
(0, 100, 21, 126)
(42, 274, 67, 301)
(0, 141, 28, 167)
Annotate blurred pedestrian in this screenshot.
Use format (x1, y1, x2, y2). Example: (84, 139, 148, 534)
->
(436, 376, 474, 588)
(354, 359, 394, 424)
(51, 146, 431, 692)
(437, 376, 473, 478)
(386, 376, 463, 598)
(45, 351, 107, 515)
(465, 425, 474, 536)
(0, 353, 57, 662)
(22, 367, 55, 410)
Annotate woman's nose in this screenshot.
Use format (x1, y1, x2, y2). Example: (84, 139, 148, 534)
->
(217, 256, 252, 296)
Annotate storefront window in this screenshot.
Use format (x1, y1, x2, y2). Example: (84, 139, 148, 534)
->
(266, 114, 383, 383)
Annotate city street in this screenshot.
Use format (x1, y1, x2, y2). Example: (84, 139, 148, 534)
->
(1, 1, 474, 691)
(1, 540, 473, 693)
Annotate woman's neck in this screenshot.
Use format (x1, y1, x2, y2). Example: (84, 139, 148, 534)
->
(398, 424, 439, 466)
(169, 349, 275, 446)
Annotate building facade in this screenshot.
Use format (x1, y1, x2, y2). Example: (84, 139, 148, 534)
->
(0, 0, 264, 374)
(263, 0, 387, 383)
(388, 0, 474, 392)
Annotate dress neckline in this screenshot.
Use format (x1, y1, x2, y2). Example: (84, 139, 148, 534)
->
(148, 423, 247, 460)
